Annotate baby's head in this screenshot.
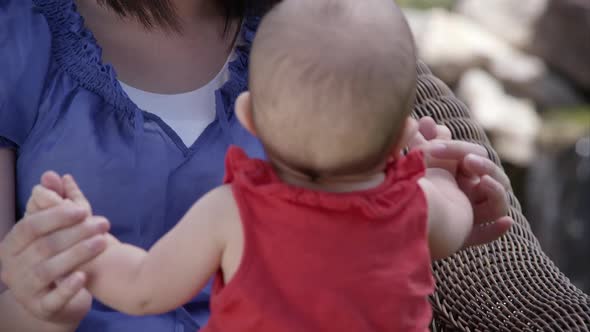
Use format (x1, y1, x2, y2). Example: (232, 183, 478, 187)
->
(236, 0, 417, 179)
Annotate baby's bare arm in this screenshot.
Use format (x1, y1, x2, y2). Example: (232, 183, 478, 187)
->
(32, 176, 232, 316)
(419, 168, 474, 260)
(79, 187, 233, 316)
(82, 186, 231, 316)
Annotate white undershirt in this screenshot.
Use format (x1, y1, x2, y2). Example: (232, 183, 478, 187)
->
(119, 61, 231, 147)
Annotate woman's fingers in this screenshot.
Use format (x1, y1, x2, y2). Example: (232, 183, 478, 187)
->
(427, 140, 488, 160)
(417, 117, 438, 140)
(409, 117, 438, 149)
(436, 125, 452, 140)
(3, 201, 88, 256)
(463, 216, 514, 248)
(471, 175, 510, 224)
(23, 232, 107, 296)
(411, 116, 514, 248)
(456, 173, 479, 200)
(0, 212, 106, 323)
(417, 116, 453, 140)
(461, 154, 511, 190)
(419, 141, 487, 173)
(408, 131, 428, 149)
(38, 272, 87, 319)
(458, 176, 514, 248)
(18, 217, 110, 267)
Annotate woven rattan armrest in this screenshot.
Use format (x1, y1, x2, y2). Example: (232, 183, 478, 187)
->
(413, 61, 590, 332)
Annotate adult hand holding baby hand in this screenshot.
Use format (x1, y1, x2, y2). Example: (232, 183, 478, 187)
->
(409, 117, 514, 249)
(0, 171, 108, 327)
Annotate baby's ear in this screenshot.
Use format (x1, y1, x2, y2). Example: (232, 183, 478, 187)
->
(235, 92, 257, 137)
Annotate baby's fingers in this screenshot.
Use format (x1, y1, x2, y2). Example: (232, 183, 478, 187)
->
(26, 185, 64, 216)
(418, 117, 452, 140)
(463, 216, 513, 248)
(63, 175, 92, 214)
(41, 171, 65, 198)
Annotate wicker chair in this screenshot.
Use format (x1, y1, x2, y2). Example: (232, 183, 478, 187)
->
(414, 61, 590, 331)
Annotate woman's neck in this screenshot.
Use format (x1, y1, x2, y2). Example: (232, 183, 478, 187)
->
(75, 0, 239, 94)
(173, 0, 221, 23)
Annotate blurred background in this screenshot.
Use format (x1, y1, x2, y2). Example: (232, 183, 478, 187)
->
(398, 0, 590, 292)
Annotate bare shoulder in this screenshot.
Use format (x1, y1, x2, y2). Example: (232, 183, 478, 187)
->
(192, 185, 241, 234)
(199, 185, 238, 216)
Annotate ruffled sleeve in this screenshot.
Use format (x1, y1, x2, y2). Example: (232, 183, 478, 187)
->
(0, 1, 52, 149)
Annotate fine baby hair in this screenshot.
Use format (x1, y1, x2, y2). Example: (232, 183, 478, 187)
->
(246, 0, 418, 179)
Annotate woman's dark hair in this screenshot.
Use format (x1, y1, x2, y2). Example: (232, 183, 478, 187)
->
(99, 0, 279, 31)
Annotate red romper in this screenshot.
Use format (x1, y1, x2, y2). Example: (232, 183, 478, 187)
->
(203, 146, 434, 332)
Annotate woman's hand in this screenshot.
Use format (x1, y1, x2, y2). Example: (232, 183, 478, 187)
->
(409, 117, 514, 248)
(0, 172, 108, 325)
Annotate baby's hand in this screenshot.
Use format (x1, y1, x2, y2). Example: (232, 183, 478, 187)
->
(25, 181, 64, 216)
(60, 174, 93, 214)
(26, 172, 93, 216)
(409, 117, 513, 247)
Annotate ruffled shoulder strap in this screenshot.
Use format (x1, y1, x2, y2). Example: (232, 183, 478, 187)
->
(223, 146, 428, 219)
(223, 145, 275, 186)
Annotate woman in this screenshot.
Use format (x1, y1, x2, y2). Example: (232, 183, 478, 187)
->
(0, 0, 513, 331)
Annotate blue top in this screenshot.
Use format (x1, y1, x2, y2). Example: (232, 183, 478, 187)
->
(0, 0, 264, 330)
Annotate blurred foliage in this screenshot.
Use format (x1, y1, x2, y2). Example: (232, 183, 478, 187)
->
(538, 106, 590, 150)
(395, 0, 455, 9)
(544, 106, 590, 126)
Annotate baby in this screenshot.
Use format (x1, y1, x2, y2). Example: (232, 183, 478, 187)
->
(27, 0, 473, 331)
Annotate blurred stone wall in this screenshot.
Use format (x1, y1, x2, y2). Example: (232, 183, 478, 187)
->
(401, 0, 590, 292)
